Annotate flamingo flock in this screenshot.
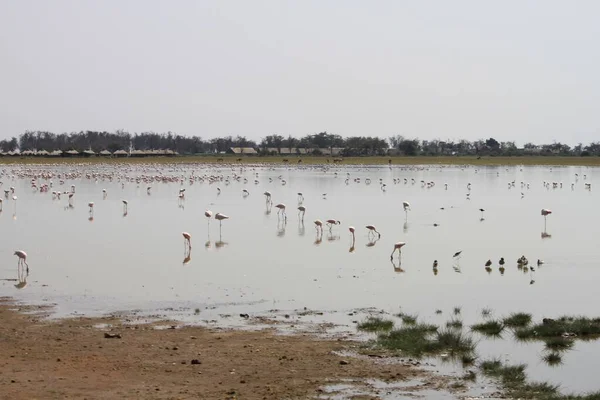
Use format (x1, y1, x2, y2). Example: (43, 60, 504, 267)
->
(3, 161, 591, 286)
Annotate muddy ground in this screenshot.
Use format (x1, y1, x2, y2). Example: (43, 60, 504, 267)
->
(0, 298, 457, 399)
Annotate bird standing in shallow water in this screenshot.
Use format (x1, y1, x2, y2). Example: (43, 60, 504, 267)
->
(14, 250, 29, 273)
(390, 242, 406, 260)
(366, 225, 381, 238)
(297, 206, 306, 221)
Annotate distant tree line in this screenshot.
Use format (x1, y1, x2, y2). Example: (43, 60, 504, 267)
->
(1, 130, 600, 157)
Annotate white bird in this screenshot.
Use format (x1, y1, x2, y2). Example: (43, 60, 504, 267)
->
(297, 206, 306, 220)
(182, 232, 192, 248)
(403, 201, 411, 213)
(314, 219, 323, 233)
(14, 250, 29, 272)
(275, 203, 286, 216)
(215, 212, 229, 229)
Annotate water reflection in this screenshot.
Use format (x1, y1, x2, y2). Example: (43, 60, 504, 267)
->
(391, 259, 405, 273)
(182, 251, 192, 265)
(297, 220, 305, 236)
(403, 221, 409, 233)
(314, 231, 323, 246)
(326, 231, 340, 242)
(215, 239, 228, 249)
(366, 236, 379, 247)
(15, 265, 28, 289)
(277, 219, 286, 237)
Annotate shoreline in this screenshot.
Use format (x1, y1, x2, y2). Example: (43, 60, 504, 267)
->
(1, 155, 600, 166)
(0, 297, 465, 399)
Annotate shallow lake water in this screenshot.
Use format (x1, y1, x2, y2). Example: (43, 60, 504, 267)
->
(1, 162, 598, 394)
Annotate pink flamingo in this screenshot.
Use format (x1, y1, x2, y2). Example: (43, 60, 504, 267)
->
(366, 225, 381, 238)
(390, 242, 406, 260)
(14, 250, 29, 272)
(182, 232, 192, 249)
(541, 208, 552, 230)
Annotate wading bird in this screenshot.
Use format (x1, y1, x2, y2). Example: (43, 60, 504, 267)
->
(366, 225, 381, 238)
(390, 242, 406, 260)
(14, 250, 29, 272)
(182, 232, 192, 249)
(215, 213, 229, 230)
(275, 203, 286, 217)
(541, 208, 552, 230)
(297, 206, 306, 221)
(314, 219, 323, 233)
(326, 219, 341, 230)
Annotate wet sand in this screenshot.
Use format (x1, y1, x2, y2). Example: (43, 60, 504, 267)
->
(0, 298, 446, 399)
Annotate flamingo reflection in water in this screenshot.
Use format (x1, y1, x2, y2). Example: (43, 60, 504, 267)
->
(182, 232, 192, 261)
(15, 266, 28, 289)
(326, 230, 340, 242)
(314, 229, 323, 246)
(277, 219, 286, 237)
(298, 220, 305, 236)
(182, 250, 192, 265)
(366, 235, 380, 248)
(348, 226, 356, 253)
(391, 258, 405, 273)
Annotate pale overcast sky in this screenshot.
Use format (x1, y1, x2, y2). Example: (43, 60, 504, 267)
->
(1, 1, 599, 145)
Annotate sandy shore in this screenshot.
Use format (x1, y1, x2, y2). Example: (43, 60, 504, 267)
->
(0, 298, 456, 399)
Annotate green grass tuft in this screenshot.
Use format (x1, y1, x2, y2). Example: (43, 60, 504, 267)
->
(357, 317, 394, 332)
(434, 329, 477, 355)
(453, 306, 462, 315)
(397, 312, 418, 325)
(503, 312, 532, 327)
(481, 308, 493, 317)
(472, 320, 504, 336)
(544, 337, 575, 352)
(446, 318, 463, 329)
(542, 352, 563, 366)
(377, 324, 438, 357)
(461, 353, 477, 366)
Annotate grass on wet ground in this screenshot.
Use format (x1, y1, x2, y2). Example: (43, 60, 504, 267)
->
(542, 352, 563, 366)
(480, 358, 600, 399)
(360, 310, 600, 399)
(446, 318, 463, 329)
(503, 312, 533, 327)
(396, 312, 418, 325)
(543, 337, 575, 352)
(376, 324, 475, 358)
(515, 316, 600, 339)
(471, 320, 504, 336)
(357, 317, 394, 332)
